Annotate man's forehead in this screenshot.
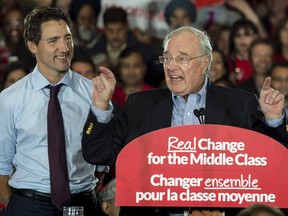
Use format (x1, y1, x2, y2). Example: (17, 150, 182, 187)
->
(40, 20, 71, 34)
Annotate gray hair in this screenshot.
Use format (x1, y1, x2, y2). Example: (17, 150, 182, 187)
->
(236, 204, 285, 216)
(162, 26, 213, 75)
(98, 178, 116, 203)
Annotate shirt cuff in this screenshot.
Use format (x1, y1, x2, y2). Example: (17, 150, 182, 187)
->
(95, 165, 109, 172)
(91, 102, 113, 123)
(265, 113, 285, 128)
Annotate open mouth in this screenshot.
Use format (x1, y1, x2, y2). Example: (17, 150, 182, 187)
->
(56, 55, 68, 60)
(170, 75, 183, 81)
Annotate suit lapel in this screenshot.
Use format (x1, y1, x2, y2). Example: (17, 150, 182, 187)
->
(149, 89, 173, 130)
(145, 84, 229, 128)
(206, 83, 229, 125)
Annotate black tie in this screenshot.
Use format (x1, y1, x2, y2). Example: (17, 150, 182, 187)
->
(47, 84, 71, 210)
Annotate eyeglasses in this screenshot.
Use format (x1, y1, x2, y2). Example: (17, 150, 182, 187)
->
(158, 54, 206, 66)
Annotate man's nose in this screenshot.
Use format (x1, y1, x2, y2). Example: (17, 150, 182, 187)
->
(59, 40, 69, 52)
(167, 58, 178, 69)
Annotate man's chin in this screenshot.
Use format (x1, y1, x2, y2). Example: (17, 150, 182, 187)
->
(58, 68, 69, 74)
(110, 42, 122, 50)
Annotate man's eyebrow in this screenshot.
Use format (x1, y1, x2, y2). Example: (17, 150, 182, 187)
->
(163, 51, 189, 56)
(178, 51, 189, 56)
(47, 33, 72, 40)
(65, 33, 72, 37)
(46, 36, 60, 41)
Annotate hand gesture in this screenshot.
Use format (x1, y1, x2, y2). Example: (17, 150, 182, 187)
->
(92, 67, 116, 110)
(259, 77, 285, 120)
(226, 0, 267, 38)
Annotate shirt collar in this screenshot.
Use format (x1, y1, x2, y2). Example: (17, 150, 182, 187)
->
(172, 77, 208, 104)
(32, 65, 73, 91)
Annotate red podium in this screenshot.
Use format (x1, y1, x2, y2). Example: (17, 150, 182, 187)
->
(116, 125, 288, 208)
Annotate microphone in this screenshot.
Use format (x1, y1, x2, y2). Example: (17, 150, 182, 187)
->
(193, 108, 205, 124)
(199, 107, 205, 124)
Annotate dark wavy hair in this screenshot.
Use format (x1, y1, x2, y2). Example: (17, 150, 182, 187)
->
(23, 7, 72, 47)
(228, 19, 258, 54)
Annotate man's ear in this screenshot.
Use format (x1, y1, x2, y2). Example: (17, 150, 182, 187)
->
(101, 202, 111, 215)
(27, 41, 37, 55)
(201, 55, 209, 75)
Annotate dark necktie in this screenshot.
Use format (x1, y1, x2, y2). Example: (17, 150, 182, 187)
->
(47, 84, 71, 210)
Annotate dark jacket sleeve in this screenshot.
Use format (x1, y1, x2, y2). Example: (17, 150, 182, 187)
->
(81, 89, 172, 166)
(82, 109, 124, 166)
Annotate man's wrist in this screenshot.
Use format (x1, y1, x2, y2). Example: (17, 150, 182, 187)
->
(265, 112, 285, 127)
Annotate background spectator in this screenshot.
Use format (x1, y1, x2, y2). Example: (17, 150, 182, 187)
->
(96, 0, 170, 41)
(98, 179, 119, 216)
(69, 0, 102, 53)
(236, 204, 285, 216)
(194, 0, 242, 30)
(226, 0, 268, 38)
(261, 0, 288, 38)
(209, 49, 234, 88)
(270, 62, 288, 111)
(51, 0, 72, 14)
(1, 61, 29, 91)
(87, 6, 163, 87)
(227, 19, 259, 84)
(164, 0, 197, 30)
(209, 24, 231, 56)
(273, 16, 288, 63)
(0, 5, 35, 77)
(112, 47, 153, 108)
(71, 52, 98, 80)
(235, 38, 274, 97)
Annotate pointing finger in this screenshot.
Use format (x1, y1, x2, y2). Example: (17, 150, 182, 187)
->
(262, 77, 272, 91)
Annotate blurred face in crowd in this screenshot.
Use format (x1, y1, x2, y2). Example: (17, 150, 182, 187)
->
(28, 20, 74, 81)
(217, 28, 230, 56)
(250, 43, 273, 75)
(3, 68, 27, 88)
(53, 0, 72, 13)
(76, 4, 97, 42)
(233, 27, 257, 57)
(271, 66, 288, 97)
(119, 52, 146, 86)
(163, 31, 209, 100)
(4, 8, 24, 43)
(266, 0, 288, 14)
(210, 51, 226, 83)
(105, 22, 128, 51)
(279, 21, 288, 47)
(169, 7, 191, 29)
(71, 61, 96, 80)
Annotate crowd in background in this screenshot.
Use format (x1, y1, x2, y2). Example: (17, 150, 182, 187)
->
(1, 0, 288, 96)
(0, 0, 288, 215)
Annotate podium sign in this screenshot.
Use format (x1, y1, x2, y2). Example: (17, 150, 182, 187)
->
(116, 125, 288, 208)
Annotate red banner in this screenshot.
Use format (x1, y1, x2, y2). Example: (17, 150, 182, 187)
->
(116, 125, 288, 208)
(194, 0, 224, 8)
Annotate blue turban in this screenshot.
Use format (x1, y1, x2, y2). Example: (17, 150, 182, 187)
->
(164, 0, 197, 24)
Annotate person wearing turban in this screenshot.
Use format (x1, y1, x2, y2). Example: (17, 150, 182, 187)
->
(69, 0, 101, 48)
(164, 0, 197, 29)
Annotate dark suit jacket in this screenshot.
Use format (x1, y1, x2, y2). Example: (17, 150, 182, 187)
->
(235, 77, 260, 97)
(82, 82, 288, 216)
(82, 83, 288, 165)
